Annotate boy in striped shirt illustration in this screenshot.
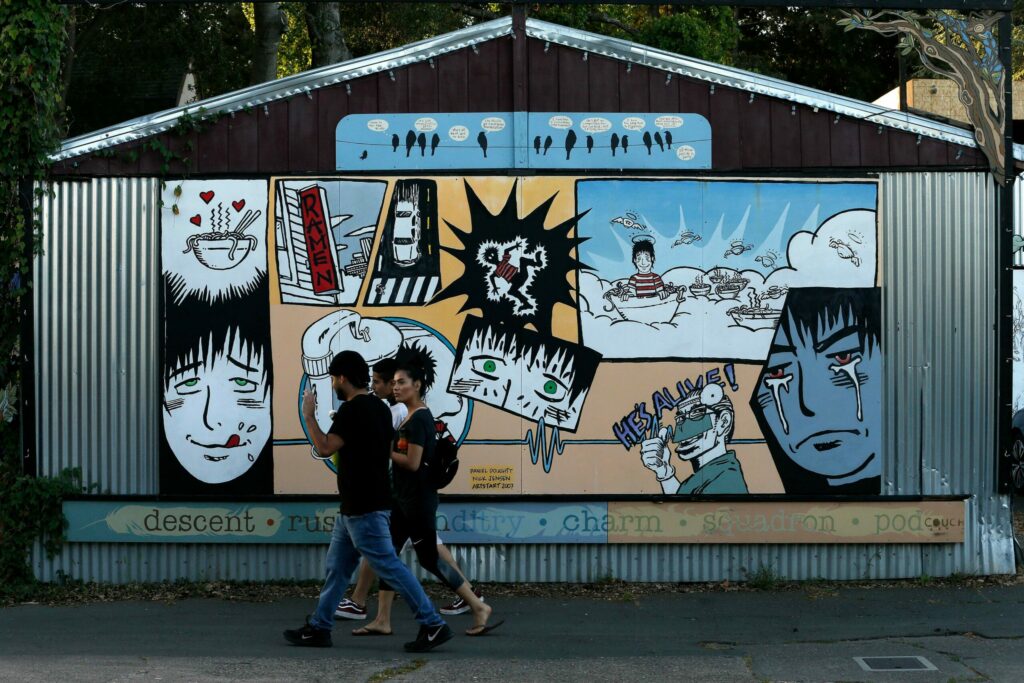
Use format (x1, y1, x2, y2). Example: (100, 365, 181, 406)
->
(623, 239, 670, 300)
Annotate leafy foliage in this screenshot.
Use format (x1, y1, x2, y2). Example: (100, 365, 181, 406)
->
(736, 9, 900, 103)
(0, 467, 82, 592)
(64, 4, 253, 135)
(0, 0, 84, 594)
(637, 9, 741, 65)
(60, 3, 925, 135)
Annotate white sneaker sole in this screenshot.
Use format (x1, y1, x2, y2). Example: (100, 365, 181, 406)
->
(334, 610, 368, 620)
(439, 596, 483, 615)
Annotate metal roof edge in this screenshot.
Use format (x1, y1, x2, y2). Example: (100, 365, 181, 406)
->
(52, 17, 513, 162)
(53, 15, 1023, 164)
(525, 17, 1024, 163)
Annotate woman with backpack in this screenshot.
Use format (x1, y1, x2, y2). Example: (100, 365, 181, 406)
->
(357, 358, 502, 638)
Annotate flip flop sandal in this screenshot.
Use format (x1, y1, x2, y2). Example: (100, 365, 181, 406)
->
(465, 620, 505, 637)
(351, 626, 393, 636)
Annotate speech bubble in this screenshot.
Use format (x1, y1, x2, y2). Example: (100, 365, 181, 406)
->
(414, 117, 438, 132)
(677, 145, 696, 161)
(548, 115, 573, 130)
(367, 119, 389, 132)
(481, 117, 506, 132)
(581, 117, 612, 134)
(622, 116, 646, 131)
(448, 125, 469, 142)
(655, 115, 683, 129)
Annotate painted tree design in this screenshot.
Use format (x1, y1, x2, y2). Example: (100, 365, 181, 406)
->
(839, 10, 1007, 183)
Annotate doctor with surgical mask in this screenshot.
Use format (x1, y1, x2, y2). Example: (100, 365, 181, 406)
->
(639, 384, 748, 495)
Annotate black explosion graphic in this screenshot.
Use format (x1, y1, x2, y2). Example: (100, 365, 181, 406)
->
(432, 180, 591, 336)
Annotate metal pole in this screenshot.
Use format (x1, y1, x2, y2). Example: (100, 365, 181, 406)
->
(998, 12, 1013, 493)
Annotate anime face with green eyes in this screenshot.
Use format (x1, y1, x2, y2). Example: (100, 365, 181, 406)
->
(163, 329, 271, 484)
(448, 316, 601, 432)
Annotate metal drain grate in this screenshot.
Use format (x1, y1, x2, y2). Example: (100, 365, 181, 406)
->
(854, 656, 938, 672)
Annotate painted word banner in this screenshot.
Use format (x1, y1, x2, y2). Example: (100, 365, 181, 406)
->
(335, 113, 711, 170)
(604, 500, 966, 544)
(64, 501, 610, 544)
(65, 500, 963, 545)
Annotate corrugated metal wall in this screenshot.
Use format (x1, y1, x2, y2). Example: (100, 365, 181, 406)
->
(33, 172, 1016, 583)
(880, 171, 1013, 577)
(35, 178, 161, 494)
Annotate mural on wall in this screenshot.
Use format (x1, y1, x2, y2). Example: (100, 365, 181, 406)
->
(751, 287, 882, 494)
(363, 179, 442, 306)
(161, 172, 882, 498)
(1013, 271, 1024, 414)
(298, 308, 470, 467)
(335, 113, 711, 171)
(639, 382, 747, 494)
(161, 180, 274, 494)
(163, 180, 269, 305)
(432, 179, 590, 336)
(575, 180, 878, 361)
(448, 315, 601, 433)
(273, 179, 386, 305)
(1008, 271, 1024, 492)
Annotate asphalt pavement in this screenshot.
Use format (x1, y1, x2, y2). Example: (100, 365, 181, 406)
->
(2, 580, 1023, 682)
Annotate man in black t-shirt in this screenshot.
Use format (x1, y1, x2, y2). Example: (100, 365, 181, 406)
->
(283, 350, 452, 653)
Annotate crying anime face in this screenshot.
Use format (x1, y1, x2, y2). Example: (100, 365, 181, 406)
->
(448, 319, 600, 432)
(163, 330, 271, 484)
(754, 289, 881, 487)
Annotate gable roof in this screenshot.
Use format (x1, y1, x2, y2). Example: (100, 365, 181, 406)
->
(53, 16, 1023, 163)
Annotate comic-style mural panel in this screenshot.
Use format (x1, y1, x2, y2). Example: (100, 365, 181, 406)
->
(162, 174, 881, 497)
(335, 113, 711, 171)
(575, 180, 878, 361)
(160, 180, 274, 494)
(1008, 270, 1024, 492)
(273, 179, 386, 305)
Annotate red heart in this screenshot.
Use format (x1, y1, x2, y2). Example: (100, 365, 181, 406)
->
(232, 199, 245, 212)
(190, 214, 202, 226)
(199, 190, 215, 204)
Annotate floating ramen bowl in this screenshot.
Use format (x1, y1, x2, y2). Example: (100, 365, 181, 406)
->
(185, 234, 257, 270)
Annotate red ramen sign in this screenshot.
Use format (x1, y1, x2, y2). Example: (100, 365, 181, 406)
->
(299, 186, 341, 295)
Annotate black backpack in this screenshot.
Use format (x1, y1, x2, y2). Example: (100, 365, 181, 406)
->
(425, 430, 459, 490)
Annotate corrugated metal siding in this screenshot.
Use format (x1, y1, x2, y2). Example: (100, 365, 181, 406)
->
(26, 540, 993, 584)
(35, 178, 161, 494)
(33, 172, 1015, 583)
(880, 171, 1014, 576)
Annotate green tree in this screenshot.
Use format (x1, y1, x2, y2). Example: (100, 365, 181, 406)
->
(0, 0, 82, 593)
(64, 3, 254, 135)
(735, 8, 900, 102)
(527, 4, 740, 64)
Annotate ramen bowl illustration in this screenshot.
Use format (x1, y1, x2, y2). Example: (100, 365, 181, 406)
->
(184, 233, 258, 270)
(182, 207, 263, 270)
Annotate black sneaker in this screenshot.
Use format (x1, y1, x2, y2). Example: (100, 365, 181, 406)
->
(403, 623, 454, 652)
(283, 619, 332, 647)
(440, 588, 483, 615)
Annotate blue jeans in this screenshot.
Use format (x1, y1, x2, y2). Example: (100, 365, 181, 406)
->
(309, 511, 445, 631)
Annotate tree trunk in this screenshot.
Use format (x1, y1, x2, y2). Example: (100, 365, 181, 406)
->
(251, 2, 284, 85)
(305, 2, 351, 68)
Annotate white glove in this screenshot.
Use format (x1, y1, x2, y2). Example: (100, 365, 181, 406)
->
(640, 426, 676, 481)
